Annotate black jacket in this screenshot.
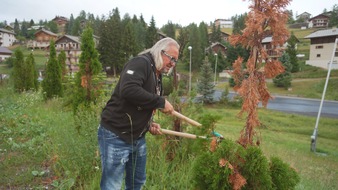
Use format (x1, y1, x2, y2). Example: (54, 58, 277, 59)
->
(100, 53, 165, 144)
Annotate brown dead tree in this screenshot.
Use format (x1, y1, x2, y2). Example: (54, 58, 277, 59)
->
(229, 0, 291, 147)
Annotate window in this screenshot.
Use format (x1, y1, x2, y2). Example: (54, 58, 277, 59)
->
(315, 45, 323, 49)
(316, 54, 321, 57)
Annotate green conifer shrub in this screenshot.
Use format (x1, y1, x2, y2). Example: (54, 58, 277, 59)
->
(270, 156, 300, 190)
(12, 49, 25, 92)
(73, 26, 102, 111)
(162, 76, 173, 96)
(42, 40, 63, 99)
(197, 57, 215, 104)
(241, 146, 273, 190)
(24, 53, 38, 91)
(191, 139, 300, 190)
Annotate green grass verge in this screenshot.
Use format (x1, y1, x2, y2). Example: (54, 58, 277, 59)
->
(0, 84, 337, 189)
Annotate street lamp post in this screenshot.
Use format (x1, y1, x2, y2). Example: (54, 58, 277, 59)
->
(214, 53, 218, 85)
(188, 46, 192, 94)
(311, 38, 338, 152)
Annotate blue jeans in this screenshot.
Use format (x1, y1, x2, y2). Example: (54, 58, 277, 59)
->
(98, 125, 147, 190)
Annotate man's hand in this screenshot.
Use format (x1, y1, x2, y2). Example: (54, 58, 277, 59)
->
(149, 122, 162, 135)
(160, 99, 174, 114)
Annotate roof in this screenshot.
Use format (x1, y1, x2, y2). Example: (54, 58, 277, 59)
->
(35, 28, 58, 36)
(52, 16, 69, 21)
(297, 12, 311, 16)
(0, 46, 13, 54)
(262, 35, 299, 43)
(207, 31, 230, 36)
(308, 14, 329, 21)
(205, 42, 227, 52)
(0, 28, 15, 35)
(262, 36, 273, 43)
(214, 19, 232, 22)
(210, 42, 226, 48)
(65, 35, 80, 43)
(56, 35, 81, 44)
(304, 28, 338, 39)
(296, 12, 312, 19)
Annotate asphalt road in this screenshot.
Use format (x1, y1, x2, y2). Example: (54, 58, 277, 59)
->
(261, 95, 338, 118)
(215, 91, 338, 119)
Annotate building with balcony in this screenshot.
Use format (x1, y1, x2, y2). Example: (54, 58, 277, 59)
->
(0, 46, 13, 62)
(54, 35, 82, 73)
(0, 28, 16, 47)
(214, 19, 233, 28)
(308, 13, 330, 28)
(27, 28, 58, 49)
(52, 16, 69, 34)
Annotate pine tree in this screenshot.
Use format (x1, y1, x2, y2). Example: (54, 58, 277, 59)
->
(209, 22, 222, 43)
(32, 55, 39, 90)
(145, 16, 158, 48)
(273, 53, 292, 89)
(97, 16, 112, 73)
(66, 14, 75, 34)
(74, 26, 101, 109)
(232, 13, 247, 35)
(225, 44, 250, 69)
(42, 40, 63, 99)
(20, 20, 28, 38)
(161, 21, 176, 39)
(71, 19, 81, 35)
(121, 21, 137, 62)
(198, 22, 209, 51)
(177, 28, 189, 61)
(12, 49, 25, 92)
(286, 32, 299, 72)
(98, 8, 123, 77)
(14, 19, 20, 35)
(58, 50, 67, 80)
(328, 4, 338, 27)
(48, 21, 58, 34)
(287, 10, 295, 24)
(121, 13, 132, 27)
(29, 19, 34, 27)
(12, 50, 38, 92)
(188, 23, 203, 70)
(132, 16, 147, 53)
(197, 57, 215, 104)
(93, 15, 102, 36)
(24, 53, 38, 91)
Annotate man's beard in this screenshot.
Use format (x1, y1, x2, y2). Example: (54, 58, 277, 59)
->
(161, 67, 173, 75)
(166, 67, 173, 75)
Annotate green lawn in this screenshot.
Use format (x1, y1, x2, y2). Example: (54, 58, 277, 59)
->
(0, 64, 11, 74)
(0, 47, 48, 75)
(18, 47, 48, 70)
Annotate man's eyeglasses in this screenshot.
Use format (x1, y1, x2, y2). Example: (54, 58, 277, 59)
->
(161, 50, 178, 64)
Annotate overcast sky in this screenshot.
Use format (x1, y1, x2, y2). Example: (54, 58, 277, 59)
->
(1, 0, 336, 27)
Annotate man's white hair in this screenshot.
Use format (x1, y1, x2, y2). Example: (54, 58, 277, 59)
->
(139, 37, 180, 71)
